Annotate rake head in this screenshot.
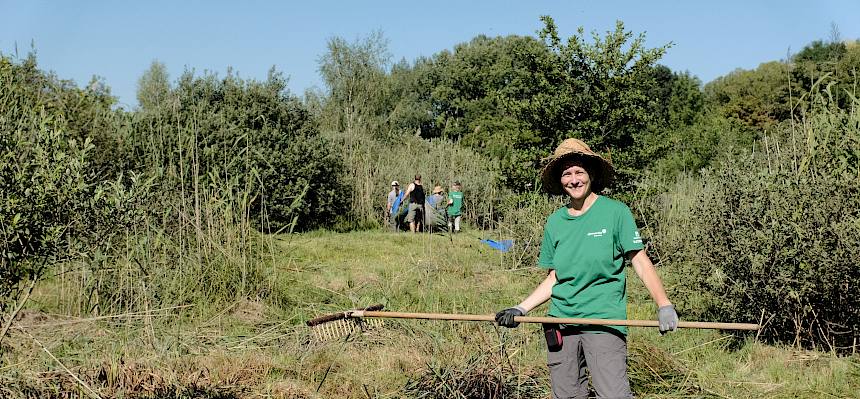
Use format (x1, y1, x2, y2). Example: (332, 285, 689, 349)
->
(306, 304, 385, 341)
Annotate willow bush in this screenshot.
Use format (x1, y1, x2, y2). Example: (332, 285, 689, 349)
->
(639, 94, 860, 351)
(0, 55, 141, 317)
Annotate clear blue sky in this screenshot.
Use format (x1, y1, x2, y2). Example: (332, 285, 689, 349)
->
(3, 1, 858, 109)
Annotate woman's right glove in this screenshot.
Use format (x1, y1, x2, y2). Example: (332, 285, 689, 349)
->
(495, 306, 526, 328)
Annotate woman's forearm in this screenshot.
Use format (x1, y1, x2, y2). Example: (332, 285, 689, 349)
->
(517, 270, 556, 312)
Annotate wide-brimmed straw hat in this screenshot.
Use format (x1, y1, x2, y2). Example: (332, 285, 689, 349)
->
(541, 138, 614, 195)
(432, 185, 444, 194)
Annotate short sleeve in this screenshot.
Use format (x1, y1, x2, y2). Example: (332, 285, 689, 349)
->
(617, 206, 644, 254)
(537, 223, 555, 269)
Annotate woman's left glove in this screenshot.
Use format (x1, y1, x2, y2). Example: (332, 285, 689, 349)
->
(657, 304, 679, 334)
(495, 306, 526, 328)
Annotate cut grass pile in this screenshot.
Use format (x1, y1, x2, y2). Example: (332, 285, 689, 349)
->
(1, 230, 858, 398)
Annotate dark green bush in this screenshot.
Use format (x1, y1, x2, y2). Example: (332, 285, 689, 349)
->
(646, 100, 860, 351)
(129, 69, 345, 232)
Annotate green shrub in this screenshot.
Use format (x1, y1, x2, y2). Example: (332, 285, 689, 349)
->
(0, 55, 139, 312)
(641, 98, 860, 351)
(1, 55, 276, 316)
(128, 69, 344, 232)
(0, 55, 127, 179)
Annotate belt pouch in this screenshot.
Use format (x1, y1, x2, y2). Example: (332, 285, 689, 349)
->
(543, 323, 563, 352)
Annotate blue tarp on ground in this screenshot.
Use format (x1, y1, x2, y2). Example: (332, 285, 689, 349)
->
(480, 239, 514, 252)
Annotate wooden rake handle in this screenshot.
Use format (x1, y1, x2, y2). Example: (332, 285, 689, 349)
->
(351, 310, 760, 331)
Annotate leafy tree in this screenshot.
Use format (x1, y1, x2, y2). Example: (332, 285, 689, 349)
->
(136, 60, 171, 111)
(793, 39, 846, 63)
(415, 34, 559, 189)
(792, 39, 860, 112)
(318, 31, 392, 138)
(704, 38, 860, 137)
(383, 20, 672, 192)
(636, 67, 707, 174)
(666, 71, 705, 127)
(704, 61, 792, 131)
(386, 57, 435, 137)
(538, 17, 670, 148)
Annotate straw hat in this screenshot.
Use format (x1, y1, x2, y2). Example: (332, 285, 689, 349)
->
(432, 185, 444, 194)
(391, 181, 399, 187)
(541, 138, 614, 195)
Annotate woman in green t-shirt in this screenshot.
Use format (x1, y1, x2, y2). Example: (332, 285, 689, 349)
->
(495, 138, 678, 399)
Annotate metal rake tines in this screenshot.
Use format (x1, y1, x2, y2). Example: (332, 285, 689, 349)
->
(306, 304, 387, 341)
(310, 317, 384, 341)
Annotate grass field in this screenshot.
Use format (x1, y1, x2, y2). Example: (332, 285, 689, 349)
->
(2, 229, 859, 398)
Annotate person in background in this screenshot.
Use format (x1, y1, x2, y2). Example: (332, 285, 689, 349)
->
(386, 180, 402, 231)
(423, 185, 447, 232)
(446, 181, 464, 233)
(401, 175, 425, 233)
(428, 185, 445, 210)
(495, 138, 678, 399)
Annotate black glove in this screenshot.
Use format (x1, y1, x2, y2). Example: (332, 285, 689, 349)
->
(658, 304, 679, 334)
(495, 306, 525, 328)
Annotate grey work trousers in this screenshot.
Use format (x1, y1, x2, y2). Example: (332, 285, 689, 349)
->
(547, 331, 632, 399)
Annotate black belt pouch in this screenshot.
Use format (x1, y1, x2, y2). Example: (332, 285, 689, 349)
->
(543, 323, 563, 352)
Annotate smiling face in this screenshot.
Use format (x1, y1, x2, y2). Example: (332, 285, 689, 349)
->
(559, 160, 593, 201)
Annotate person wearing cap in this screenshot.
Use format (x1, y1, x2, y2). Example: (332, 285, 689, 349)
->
(427, 185, 445, 210)
(386, 181, 402, 230)
(495, 138, 678, 399)
(446, 181, 464, 233)
(401, 175, 425, 233)
(424, 185, 446, 232)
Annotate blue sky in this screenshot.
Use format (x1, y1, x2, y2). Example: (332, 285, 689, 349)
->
(3, 1, 858, 109)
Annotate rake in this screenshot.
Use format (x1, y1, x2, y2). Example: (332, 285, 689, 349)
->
(306, 304, 760, 341)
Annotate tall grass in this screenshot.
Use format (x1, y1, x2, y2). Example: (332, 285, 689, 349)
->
(38, 104, 280, 317)
(7, 228, 860, 398)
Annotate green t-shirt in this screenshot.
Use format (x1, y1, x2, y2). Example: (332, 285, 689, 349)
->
(447, 190, 463, 216)
(537, 196, 644, 335)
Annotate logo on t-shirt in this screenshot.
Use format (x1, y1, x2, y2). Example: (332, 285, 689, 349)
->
(633, 230, 642, 244)
(587, 228, 607, 238)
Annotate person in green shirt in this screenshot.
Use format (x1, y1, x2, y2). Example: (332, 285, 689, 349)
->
(495, 138, 678, 399)
(446, 181, 464, 233)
